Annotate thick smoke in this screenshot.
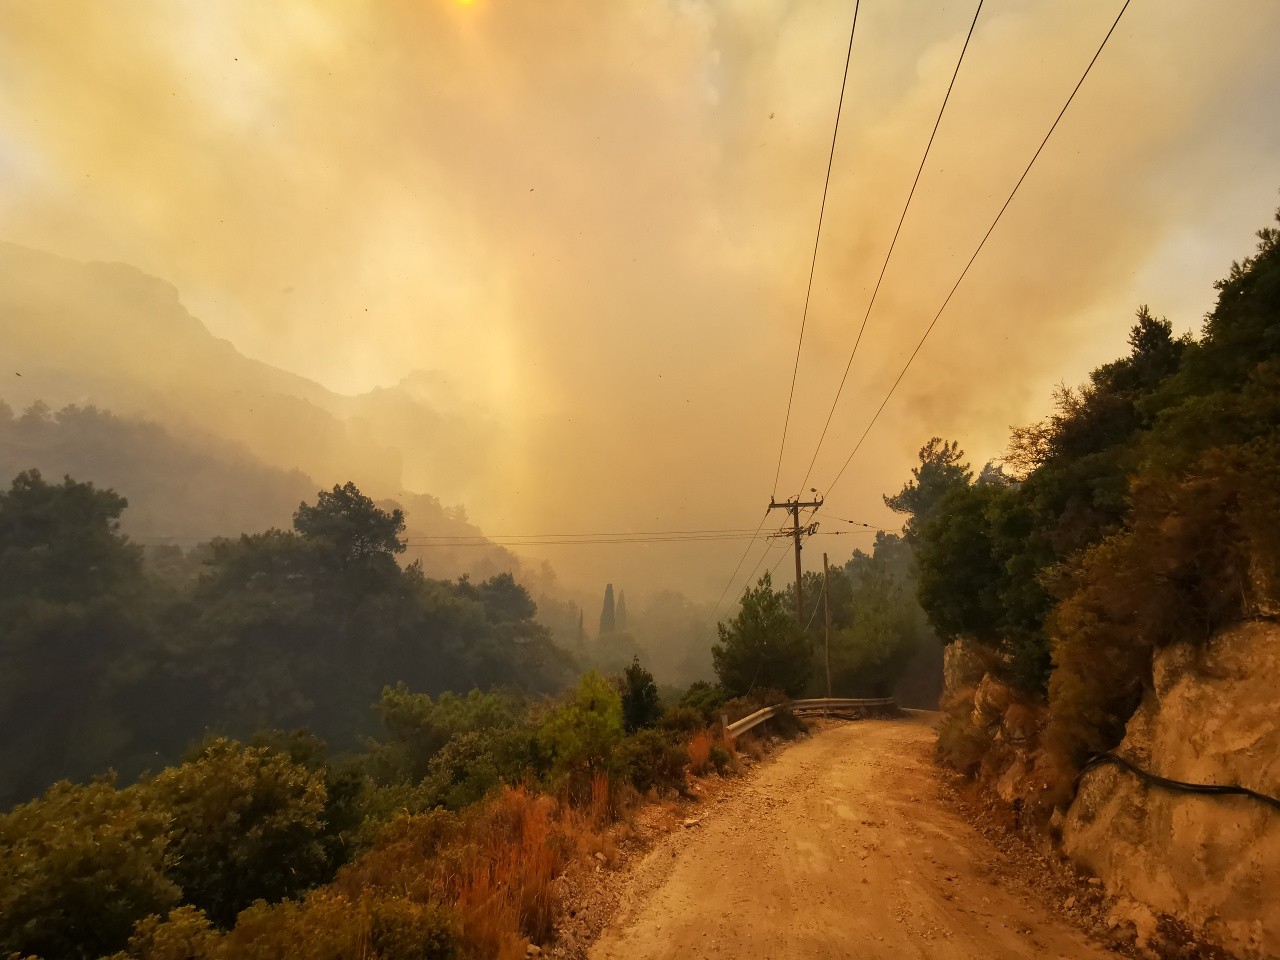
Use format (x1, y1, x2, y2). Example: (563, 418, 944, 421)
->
(0, 0, 1276, 595)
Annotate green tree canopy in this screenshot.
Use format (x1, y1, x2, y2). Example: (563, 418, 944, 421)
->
(293, 481, 405, 579)
(0, 468, 142, 607)
(537, 671, 625, 796)
(145, 738, 329, 928)
(827, 535, 932, 698)
(712, 572, 811, 697)
(0, 470, 155, 806)
(0, 778, 178, 959)
(884, 438, 972, 541)
(618, 656, 661, 733)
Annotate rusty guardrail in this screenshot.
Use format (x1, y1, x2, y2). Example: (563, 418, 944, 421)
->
(723, 697, 896, 739)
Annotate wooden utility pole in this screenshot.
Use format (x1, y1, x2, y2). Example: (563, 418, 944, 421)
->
(768, 495, 823, 624)
(822, 552, 833, 699)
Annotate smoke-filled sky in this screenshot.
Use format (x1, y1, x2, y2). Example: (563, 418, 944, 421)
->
(2, 0, 1278, 599)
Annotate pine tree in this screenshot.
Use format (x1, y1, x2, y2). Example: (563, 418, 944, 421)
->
(576, 609, 585, 651)
(598, 583, 616, 636)
(616, 589, 628, 631)
(712, 571, 812, 697)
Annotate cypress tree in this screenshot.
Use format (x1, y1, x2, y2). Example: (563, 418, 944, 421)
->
(616, 589, 628, 631)
(598, 583, 616, 636)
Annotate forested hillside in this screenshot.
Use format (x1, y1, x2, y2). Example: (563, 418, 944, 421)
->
(0, 473, 575, 806)
(0, 401, 315, 541)
(902, 208, 1280, 806)
(0, 400, 545, 585)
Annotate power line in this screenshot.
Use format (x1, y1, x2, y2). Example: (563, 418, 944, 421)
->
(818, 512, 886, 531)
(707, 509, 774, 625)
(411, 533, 769, 546)
(131, 525, 767, 546)
(716, 536, 790, 622)
(131, 527, 877, 549)
(800, 0, 985, 490)
(772, 0, 861, 497)
(822, 0, 1133, 497)
(406, 526, 763, 540)
(767, 541, 792, 581)
(802, 576, 826, 633)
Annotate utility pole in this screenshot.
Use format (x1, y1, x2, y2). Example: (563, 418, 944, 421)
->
(823, 553, 833, 699)
(768, 495, 823, 624)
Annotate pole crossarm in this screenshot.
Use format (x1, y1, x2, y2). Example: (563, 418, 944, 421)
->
(767, 496, 824, 623)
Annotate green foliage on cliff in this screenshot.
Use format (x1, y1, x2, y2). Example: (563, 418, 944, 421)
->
(905, 206, 1280, 771)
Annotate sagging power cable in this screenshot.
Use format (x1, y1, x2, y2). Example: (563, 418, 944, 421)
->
(707, 509, 775, 625)
(801, 0, 986, 490)
(822, 0, 1133, 497)
(772, 0, 861, 497)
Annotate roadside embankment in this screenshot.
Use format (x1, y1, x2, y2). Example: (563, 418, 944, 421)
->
(939, 623, 1279, 958)
(1062, 621, 1279, 958)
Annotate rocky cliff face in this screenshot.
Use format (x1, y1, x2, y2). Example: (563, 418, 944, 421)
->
(1062, 621, 1279, 958)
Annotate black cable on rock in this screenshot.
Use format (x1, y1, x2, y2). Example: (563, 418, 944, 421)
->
(1079, 753, 1280, 812)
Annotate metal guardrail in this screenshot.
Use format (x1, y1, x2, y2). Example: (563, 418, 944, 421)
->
(723, 697, 897, 739)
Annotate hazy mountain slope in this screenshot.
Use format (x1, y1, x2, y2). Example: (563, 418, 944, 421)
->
(0, 241, 495, 504)
(0, 401, 313, 542)
(0, 401, 528, 583)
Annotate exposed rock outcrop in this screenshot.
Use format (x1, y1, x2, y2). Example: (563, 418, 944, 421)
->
(1062, 621, 1279, 958)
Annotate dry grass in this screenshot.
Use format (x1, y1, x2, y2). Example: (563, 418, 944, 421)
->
(687, 730, 713, 775)
(738, 735, 765, 762)
(331, 786, 570, 958)
(589, 770, 613, 827)
(451, 786, 564, 956)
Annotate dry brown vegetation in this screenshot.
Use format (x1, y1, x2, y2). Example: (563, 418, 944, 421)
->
(686, 730, 713, 775)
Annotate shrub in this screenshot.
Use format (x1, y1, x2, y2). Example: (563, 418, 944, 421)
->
(712, 689, 806, 741)
(220, 891, 461, 960)
(536, 672, 624, 802)
(334, 789, 565, 959)
(617, 729, 688, 794)
(719, 687, 789, 723)
(332, 810, 461, 906)
(449, 787, 566, 955)
(145, 738, 329, 927)
(0, 778, 178, 960)
(678, 681, 729, 719)
(348, 781, 447, 852)
(935, 714, 991, 776)
(709, 745, 734, 775)
(765, 704, 807, 740)
(417, 732, 501, 814)
(365, 685, 528, 785)
(115, 905, 218, 960)
(368, 897, 461, 960)
(588, 771, 613, 827)
(1043, 460, 1256, 768)
(618, 657, 662, 733)
(656, 706, 704, 734)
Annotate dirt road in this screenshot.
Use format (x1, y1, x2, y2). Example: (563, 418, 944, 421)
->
(590, 713, 1111, 960)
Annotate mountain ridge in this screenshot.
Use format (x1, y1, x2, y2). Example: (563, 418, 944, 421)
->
(0, 240, 499, 507)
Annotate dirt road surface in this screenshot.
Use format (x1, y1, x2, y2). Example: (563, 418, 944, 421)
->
(590, 712, 1111, 960)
